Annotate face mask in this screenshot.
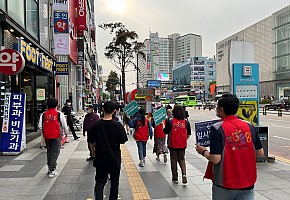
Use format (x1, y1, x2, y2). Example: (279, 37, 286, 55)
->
(86, 110, 90, 113)
(67, 103, 71, 106)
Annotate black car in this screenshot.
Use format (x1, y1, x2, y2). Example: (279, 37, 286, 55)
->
(264, 100, 290, 110)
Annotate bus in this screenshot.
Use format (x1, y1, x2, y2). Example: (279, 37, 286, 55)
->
(175, 95, 197, 107)
(160, 97, 170, 105)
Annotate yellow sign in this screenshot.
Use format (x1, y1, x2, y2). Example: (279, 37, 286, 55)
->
(18, 39, 54, 72)
(236, 101, 258, 126)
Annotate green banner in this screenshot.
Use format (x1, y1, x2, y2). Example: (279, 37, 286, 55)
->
(153, 107, 167, 126)
(123, 101, 139, 116)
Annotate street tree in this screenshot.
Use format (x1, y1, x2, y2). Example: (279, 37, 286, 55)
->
(99, 22, 144, 99)
(105, 70, 120, 100)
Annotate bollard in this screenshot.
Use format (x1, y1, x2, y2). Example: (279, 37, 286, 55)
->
(278, 109, 282, 117)
(263, 107, 267, 115)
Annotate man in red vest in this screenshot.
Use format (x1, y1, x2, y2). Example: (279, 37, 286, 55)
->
(196, 94, 264, 200)
(39, 98, 69, 178)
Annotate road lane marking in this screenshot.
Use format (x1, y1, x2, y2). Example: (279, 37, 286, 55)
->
(276, 156, 290, 165)
(271, 124, 290, 129)
(273, 136, 290, 141)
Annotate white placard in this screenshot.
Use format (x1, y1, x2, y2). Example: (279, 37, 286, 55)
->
(235, 85, 257, 98)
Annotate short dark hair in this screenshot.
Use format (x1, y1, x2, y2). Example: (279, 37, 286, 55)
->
(104, 101, 117, 114)
(47, 98, 58, 109)
(218, 93, 240, 115)
(172, 105, 185, 120)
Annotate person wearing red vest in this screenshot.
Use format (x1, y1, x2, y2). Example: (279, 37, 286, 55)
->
(38, 98, 69, 178)
(152, 107, 168, 163)
(196, 94, 264, 200)
(163, 105, 191, 184)
(129, 108, 153, 167)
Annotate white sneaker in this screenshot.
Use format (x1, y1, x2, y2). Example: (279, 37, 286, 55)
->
(156, 156, 160, 161)
(139, 161, 144, 167)
(48, 170, 58, 178)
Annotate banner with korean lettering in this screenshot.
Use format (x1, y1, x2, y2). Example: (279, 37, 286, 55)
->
(54, 11, 69, 33)
(0, 93, 26, 153)
(77, 0, 86, 36)
(195, 119, 220, 147)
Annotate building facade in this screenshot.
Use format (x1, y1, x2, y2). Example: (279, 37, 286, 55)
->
(216, 4, 290, 99)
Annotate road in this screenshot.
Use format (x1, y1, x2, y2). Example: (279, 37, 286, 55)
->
(186, 107, 290, 161)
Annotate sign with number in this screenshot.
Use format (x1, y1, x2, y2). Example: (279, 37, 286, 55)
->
(123, 101, 139, 116)
(54, 11, 69, 33)
(195, 119, 220, 147)
(153, 107, 167, 126)
(0, 49, 25, 75)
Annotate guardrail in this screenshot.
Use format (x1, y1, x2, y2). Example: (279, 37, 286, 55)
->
(260, 107, 290, 116)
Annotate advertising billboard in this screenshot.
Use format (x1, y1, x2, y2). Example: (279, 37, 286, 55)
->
(147, 80, 161, 88)
(156, 73, 169, 81)
(77, 0, 86, 36)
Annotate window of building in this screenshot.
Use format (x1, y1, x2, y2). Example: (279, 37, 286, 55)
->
(0, 0, 5, 11)
(8, 0, 25, 27)
(209, 71, 214, 76)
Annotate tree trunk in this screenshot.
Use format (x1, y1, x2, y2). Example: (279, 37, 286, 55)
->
(121, 69, 125, 100)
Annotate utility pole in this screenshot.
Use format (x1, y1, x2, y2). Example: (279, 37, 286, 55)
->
(136, 53, 139, 89)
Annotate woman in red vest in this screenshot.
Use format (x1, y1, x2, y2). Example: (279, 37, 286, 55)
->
(163, 105, 191, 184)
(129, 108, 153, 167)
(152, 107, 168, 163)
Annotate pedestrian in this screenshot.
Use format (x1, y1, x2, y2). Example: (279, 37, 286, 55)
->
(166, 104, 173, 118)
(129, 108, 153, 167)
(195, 93, 264, 200)
(62, 99, 80, 140)
(182, 106, 189, 119)
(123, 114, 130, 135)
(163, 105, 191, 184)
(88, 101, 128, 200)
(83, 105, 100, 161)
(38, 98, 69, 178)
(152, 108, 168, 163)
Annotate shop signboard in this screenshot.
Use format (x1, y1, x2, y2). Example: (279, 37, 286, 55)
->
(153, 107, 166, 126)
(36, 89, 46, 101)
(77, 0, 86, 36)
(55, 62, 69, 75)
(77, 39, 84, 65)
(0, 49, 25, 75)
(54, 11, 69, 33)
(1, 93, 11, 133)
(123, 100, 139, 116)
(0, 93, 26, 153)
(54, 34, 69, 55)
(195, 119, 220, 147)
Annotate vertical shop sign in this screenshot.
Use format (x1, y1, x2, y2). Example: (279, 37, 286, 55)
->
(0, 93, 26, 153)
(1, 93, 11, 133)
(77, 0, 86, 35)
(54, 34, 69, 55)
(54, 11, 69, 33)
(77, 39, 84, 65)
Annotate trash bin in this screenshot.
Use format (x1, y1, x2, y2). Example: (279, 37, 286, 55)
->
(255, 126, 268, 162)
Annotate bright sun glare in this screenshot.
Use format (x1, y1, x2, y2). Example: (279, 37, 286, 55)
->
(107, 0, 126, 14)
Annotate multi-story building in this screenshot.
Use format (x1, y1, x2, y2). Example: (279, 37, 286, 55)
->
(172, 57, 216, 99)
(216, 4, 290, 98)
(138, 32, 202, 88)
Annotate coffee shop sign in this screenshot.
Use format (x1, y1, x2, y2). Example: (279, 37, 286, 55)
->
(16, 39, 54, 72)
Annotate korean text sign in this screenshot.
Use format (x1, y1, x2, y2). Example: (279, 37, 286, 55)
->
(153, 107, 167, 126)
(195, 119, 220, 147)
(0, 93, 26, 152)
(54, 11, 69, 33)
(123, 101, 139, 116)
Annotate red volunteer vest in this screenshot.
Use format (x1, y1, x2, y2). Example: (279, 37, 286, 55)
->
(215, 116, 257, 189)
(169, 119, 187, 148)
(134, 118, 149, 141)
(43, 109, 61, 139)
(154, 121, 166, 138)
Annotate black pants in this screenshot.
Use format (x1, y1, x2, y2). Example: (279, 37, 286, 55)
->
(67, 121, 78, 139)
(45, 138, 61, 171)
(94, 164, 121, 200)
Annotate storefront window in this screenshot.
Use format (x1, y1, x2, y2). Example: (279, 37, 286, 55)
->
(26, 0, 39, 39)
(8, 0, 25, 27)
(0, 0, 5, 11)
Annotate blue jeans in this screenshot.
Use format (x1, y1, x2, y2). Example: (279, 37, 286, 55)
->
(136, 141, 147, 161)
(212, 184, 254, 200)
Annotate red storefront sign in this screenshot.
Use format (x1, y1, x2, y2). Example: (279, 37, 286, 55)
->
(0, 49, 25, 75)
(69, 0, 78, 64)
(77, 0, 86, 36)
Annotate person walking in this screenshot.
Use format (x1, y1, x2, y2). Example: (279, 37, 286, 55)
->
(88, 101, 128, 200)
(83, 105, 100, 161)
(129, 108, 153, 167)
(62, 99, 80, 140)
(152, 110, 168, 163)
(195, 93, 264, 200)
(38, 98, 69, 178)
(163, 105, 191, 184)
(166, 104, 173, 118)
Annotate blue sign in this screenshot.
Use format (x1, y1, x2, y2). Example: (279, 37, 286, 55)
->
(0, 93, 26, 152)
(147, 80, 161, 88)
(54, 11, 69, 33)
(55, 62, 69, 75)
(195, 119, 220, 147)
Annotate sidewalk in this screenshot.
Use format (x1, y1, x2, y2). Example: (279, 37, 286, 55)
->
(0, 131, 290, 199)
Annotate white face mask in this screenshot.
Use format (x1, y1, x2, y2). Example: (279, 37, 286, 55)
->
(67, 103, 71, 106)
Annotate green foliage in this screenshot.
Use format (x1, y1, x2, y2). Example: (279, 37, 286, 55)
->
(260, 99, 271, 104)
(105, 70, 119, 93)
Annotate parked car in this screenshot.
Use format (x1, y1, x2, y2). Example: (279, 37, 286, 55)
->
(264, 100, 290, 110)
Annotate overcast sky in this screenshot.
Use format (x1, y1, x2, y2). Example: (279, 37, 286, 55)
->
(94, 0, 290, 92)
